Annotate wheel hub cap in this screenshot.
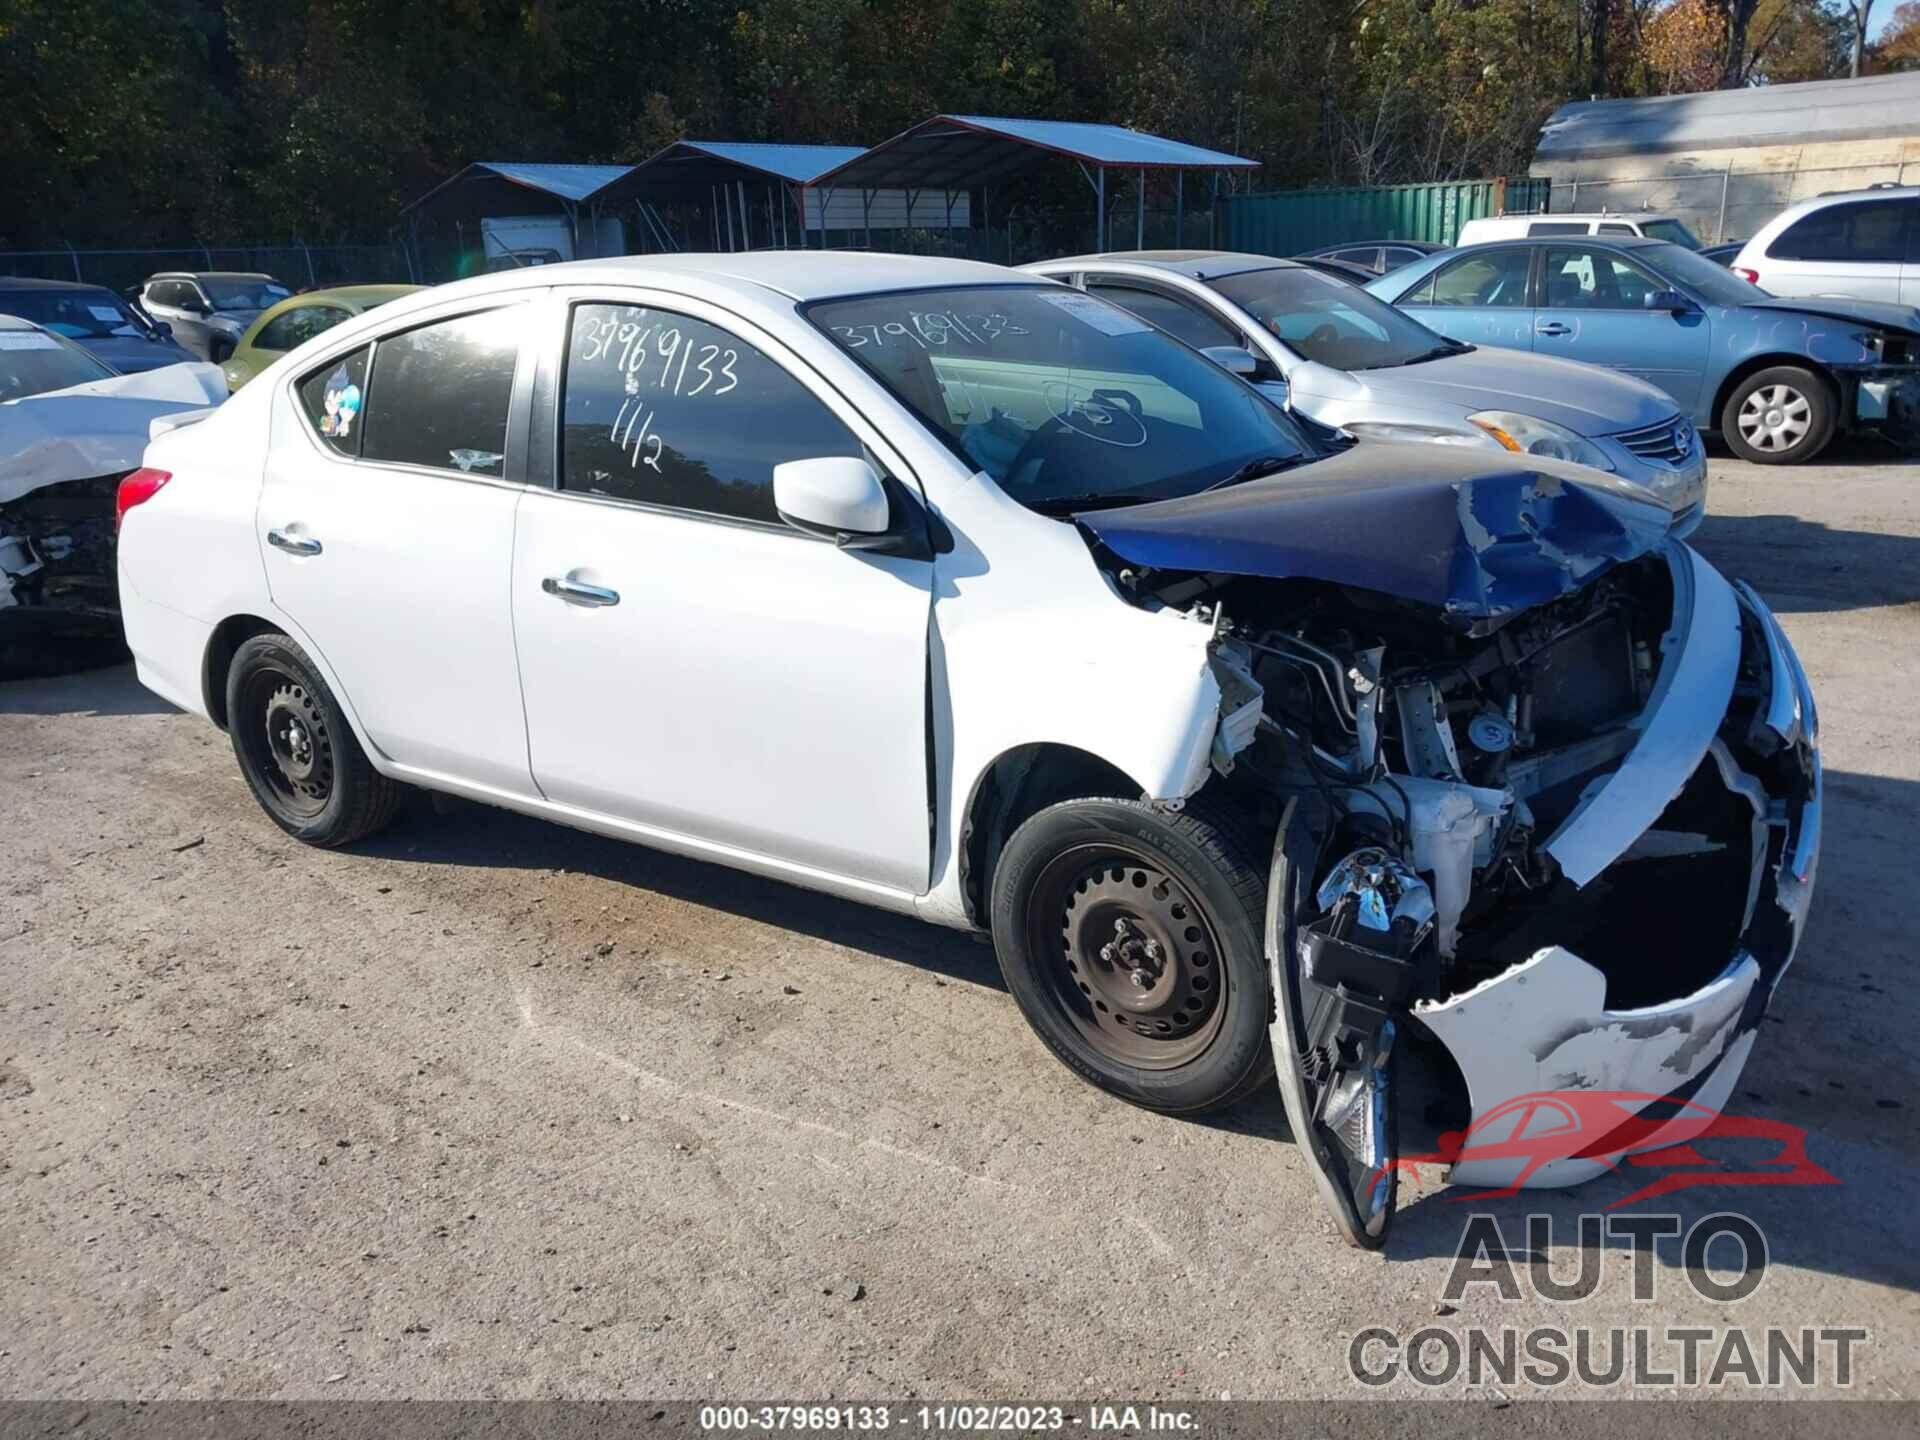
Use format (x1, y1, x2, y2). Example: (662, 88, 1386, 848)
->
(1738, 384, 1810, 452)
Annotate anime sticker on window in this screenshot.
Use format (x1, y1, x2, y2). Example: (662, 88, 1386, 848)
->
(321, 364, 362, 439)
(297, 344, 370, 457)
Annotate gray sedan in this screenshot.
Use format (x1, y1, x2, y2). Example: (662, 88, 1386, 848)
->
(1022, 250, 1707, 532)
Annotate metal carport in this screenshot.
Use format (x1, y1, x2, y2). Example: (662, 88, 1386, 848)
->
(593, 142, 868, 252)
(401, 162, 635, 279)
(812, 114, 1260, 253)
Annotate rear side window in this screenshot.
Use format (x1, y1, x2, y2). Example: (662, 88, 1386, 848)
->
(257, 304, 348, 353)
(1413, 250, 1532, 307)
(1085, 284, 1238, 351)
(559, 301, 862, 525)
(1528, 222, 1591, 236)
(297, 345, 370, 456)
(1769, 200, 1909, 263)
(360, 308, 521, 477)
(1598, 223, 1635, 235)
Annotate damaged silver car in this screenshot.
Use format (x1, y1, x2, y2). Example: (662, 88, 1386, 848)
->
(0, 314, 224, 677)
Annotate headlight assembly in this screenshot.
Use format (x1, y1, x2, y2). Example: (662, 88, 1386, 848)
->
(1467, 411, 1617, 472)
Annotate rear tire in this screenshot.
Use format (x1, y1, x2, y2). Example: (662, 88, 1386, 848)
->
(1721, 365, 1834, 464)
(225, 632, 400, 847)
(990, 797, 1274, 1115)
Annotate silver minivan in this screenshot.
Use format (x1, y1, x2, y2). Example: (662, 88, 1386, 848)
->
(1731, 187, 1920, 305)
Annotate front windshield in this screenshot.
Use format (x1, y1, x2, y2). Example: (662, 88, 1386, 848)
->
(810, 284, 1315, 510)
(0, 288, 149, 340)
(0, 327, 116, 401)
(205, 277, 291, 310)
(1641, 242, 1768, 305)
(1641, 220, 1703, 249)
(1210, 266, 1461, 371)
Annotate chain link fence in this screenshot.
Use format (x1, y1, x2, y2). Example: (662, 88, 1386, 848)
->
(1532, 159, 1920, 245)
(0, 243, 415, 293)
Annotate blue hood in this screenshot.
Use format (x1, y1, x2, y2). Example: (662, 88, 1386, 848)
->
(1076, 444, 1674, 629)
(76, 333, 199, 373)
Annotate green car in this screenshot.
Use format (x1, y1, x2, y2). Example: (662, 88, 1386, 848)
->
(221, 285, 420, 391)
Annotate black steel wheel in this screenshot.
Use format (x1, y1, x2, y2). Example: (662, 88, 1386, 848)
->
(226, 632, 401, 846)
(991, 797, 1273, 1114)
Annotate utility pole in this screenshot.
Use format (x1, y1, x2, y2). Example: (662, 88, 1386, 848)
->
(1849, 0, 1876, 75)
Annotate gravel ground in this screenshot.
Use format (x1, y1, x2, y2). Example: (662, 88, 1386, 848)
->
(2, 444, 1917, 1402)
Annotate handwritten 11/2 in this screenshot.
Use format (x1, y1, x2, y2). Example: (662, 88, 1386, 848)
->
(578, 311, 740, 471)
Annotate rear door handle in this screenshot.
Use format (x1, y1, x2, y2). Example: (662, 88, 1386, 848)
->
(542, 576, 620, 607)
(1534, 321, 1572, 337)
(267, 529, 323, 556)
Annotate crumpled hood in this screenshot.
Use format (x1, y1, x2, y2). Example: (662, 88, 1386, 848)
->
(1742, 296, 1920, 336)
(1077, 443, 1673, 628)
(0, 363, 226, 504)
(1315, 345, 1678, 434)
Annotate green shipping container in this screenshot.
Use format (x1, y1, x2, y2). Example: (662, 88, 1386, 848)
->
(1221, 177, 1550, 256)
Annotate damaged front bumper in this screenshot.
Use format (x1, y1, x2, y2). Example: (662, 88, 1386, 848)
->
(1267, 544, 1821, 1244)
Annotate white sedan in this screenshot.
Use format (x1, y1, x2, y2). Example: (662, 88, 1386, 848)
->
(116, 254, 1820, 1247)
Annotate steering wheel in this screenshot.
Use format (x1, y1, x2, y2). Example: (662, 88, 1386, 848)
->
(1006, 414, 1073, 487)
(1307, 323, 1340, 348)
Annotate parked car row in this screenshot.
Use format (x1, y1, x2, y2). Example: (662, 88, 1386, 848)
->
(1, 269, 418, 675)
(1274, 189, 1919, 464)
(112, 250, 1822, 1249)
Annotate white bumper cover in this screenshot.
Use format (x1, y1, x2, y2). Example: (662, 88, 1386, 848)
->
(1413, 547, 1822, 1188)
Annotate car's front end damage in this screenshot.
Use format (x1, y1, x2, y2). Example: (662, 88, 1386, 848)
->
(1076, 444, 1820, 1247)
(1742, 297, 1920, 449)
(0, 362, 224, 677)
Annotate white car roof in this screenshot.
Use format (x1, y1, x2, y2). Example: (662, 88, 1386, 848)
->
(411, 251, 1037, 309)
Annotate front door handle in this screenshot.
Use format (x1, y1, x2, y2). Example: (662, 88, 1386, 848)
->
(542, 576, 620, 607)
(267, 528, 323, 556)
(1534, 320, 1572, 337)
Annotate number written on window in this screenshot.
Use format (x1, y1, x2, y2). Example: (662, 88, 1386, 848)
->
(561, 303, 863, 525)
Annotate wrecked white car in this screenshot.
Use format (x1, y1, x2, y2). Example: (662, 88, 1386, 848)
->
(113, 257, 1818, 1247)
(1, 314, 225, 676)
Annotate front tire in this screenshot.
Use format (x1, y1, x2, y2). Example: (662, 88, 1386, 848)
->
(1722, 365, 1835, 464)
(226, 632, 400, 846)
(990, 797, 1274, 1115)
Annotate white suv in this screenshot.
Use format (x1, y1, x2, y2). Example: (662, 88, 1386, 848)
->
(1455, 213, 1702, 248)
(1731, 187, 1920, 304)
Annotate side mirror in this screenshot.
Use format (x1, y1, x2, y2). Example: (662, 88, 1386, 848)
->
(152, 320, 173, 339)
(1202, 344, 1260, 377)
(773, 456, 895, 548)
(1645, 289, 1695, 314)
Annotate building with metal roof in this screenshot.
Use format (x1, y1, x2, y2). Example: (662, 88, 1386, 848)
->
(816, 114, 1258, 250)
(1528, 71, 1920, 244)
(401, 161, 639, 279)
(591, 139, 977, 254)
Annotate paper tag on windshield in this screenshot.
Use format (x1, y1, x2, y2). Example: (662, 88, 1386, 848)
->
(1040, 291, 1152, 336)
(88, 305, 123, 322)
(0, 332, 60, 350)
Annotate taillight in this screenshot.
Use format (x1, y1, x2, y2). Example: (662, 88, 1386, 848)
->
(115, 467, 172, 532)
(1733, 267, 1760, 285)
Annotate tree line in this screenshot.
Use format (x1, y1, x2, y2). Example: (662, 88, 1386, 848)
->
(2, 0, 1916, 251)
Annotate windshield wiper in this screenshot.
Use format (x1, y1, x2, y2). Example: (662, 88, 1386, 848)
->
(1386, 342, 1472, 367)
(1022, 491, 1170, 515)
(1199, 454, 1311, 493)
